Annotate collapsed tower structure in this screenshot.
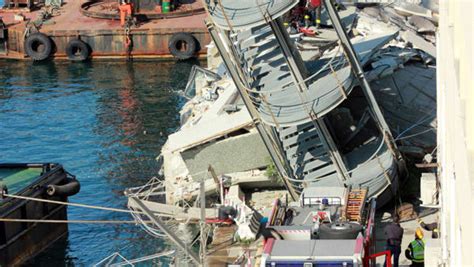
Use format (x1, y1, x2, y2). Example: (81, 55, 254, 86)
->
(205, 0, 404, 202)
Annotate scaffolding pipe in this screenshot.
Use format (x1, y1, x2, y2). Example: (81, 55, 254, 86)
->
(131, 197, 201, 266)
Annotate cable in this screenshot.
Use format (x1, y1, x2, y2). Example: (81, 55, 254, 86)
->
(396, 128, 435, 141)
(109, 250, 176, 266)
(2, 193, 141, 214)
(0, 218, 148, 224)
(395, 112, 435, 140)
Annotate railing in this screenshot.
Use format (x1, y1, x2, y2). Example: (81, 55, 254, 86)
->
(363, 250, 392, 267)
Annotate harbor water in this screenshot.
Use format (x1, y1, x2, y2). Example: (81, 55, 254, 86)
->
(0, 59, 199, 265)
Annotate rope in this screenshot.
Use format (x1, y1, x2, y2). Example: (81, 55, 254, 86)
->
(217, 0, 234, 32)
(2, 193, 141, 214)
(0, 218, 149, 224)
(109, 250, 176, 266)
(129, 205, 169, 237)
(395, 113, 436, 140)
(396, 128, 435, 141)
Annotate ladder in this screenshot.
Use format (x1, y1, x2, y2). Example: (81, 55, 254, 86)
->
(345, 188, 368, 223)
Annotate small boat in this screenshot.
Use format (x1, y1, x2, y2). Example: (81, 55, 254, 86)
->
(0, 163, 80, 266)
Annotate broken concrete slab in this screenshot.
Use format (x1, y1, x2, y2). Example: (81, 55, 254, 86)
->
(408, 15, 436, 32)
(400, 30, 436, 57)
(394, 2, 433, 18)
(319, 5, 358, 28)
(362, 6, 382, 18)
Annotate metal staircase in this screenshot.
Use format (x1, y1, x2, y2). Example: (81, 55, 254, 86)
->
(205, 0, 401, 200)
(226, 20, 353, 190)
(278, 123, 336, 183)
(230, 22, 354, 127)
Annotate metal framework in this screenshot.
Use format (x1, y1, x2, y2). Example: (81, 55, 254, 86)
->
(204, 0, 403, 200)
(131, 197, 201, 266)
(322, 0, 400, 159)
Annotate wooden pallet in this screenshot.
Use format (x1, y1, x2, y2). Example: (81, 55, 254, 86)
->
(345, 188, 367, 223)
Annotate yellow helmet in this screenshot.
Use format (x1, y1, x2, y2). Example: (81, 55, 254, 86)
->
(416, 227, 424, 239)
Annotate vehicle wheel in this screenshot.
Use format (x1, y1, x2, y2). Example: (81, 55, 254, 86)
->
(319, 222, 363, 239)
(24, 32, 52, 61)
(66, 39, 91, 62)
(168, 32, 199, 60)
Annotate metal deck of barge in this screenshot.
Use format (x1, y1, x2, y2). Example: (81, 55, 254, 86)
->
(0, 0, 210, 60)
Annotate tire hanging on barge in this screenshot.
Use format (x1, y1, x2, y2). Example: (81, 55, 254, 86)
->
(24, 33, 53, 61)
(168, 32, 199, 60)
(66, 39, 91, 61)
(46, 177, 81, 197)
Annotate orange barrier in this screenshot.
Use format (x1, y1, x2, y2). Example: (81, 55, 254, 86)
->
(363, 250, 392, 267)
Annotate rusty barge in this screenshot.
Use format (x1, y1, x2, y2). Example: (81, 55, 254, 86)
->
(0, 0, 210, 61)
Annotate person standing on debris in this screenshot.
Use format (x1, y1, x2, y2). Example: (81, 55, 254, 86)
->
(307, 0, 322, 28)
(290, 0, 306, 29)
(405, 228, 425, 267)
(418, 217, 439, 238)
(119, 0, 133, 27)
(384, 215, 403, 267)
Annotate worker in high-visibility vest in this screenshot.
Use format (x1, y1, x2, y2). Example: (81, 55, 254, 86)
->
(405, 228, 425, 267)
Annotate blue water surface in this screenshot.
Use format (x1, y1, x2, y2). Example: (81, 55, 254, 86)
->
(0, 59, 199, 265)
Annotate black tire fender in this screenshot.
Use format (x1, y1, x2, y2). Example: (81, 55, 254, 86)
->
(66, 39, 91, 61)
(319, 222, 363, 239)
(24, 32, 53, 61)
(47, 177, 81, 197)
(168, 32, 199, 60)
